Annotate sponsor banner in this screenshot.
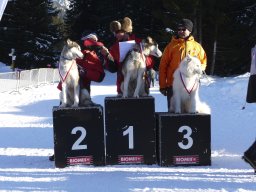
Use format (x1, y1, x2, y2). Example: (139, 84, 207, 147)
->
(118, 155, 144, 164)
(0, 0, 8, 21)
(173, 155, 199, 165)
(67, 156, 93, 165)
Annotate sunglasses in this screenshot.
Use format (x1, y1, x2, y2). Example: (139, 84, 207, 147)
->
(178, 28, 186, 32)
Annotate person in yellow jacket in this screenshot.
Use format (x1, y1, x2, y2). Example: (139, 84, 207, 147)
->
(159, 18, 207, 110)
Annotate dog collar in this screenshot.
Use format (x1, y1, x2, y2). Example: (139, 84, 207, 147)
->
(132, 47, 140, 52)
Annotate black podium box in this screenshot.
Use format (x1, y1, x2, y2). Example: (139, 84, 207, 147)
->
(52, 105, 105, 168)
(105, 97, 156, 165)
(156, 112, 211, 166)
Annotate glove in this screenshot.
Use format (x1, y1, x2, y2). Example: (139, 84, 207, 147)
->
(160, 88, 167, 96)
(79, 67, 87, 78)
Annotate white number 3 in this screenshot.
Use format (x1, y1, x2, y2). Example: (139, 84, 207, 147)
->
(178, 125, 193, 150)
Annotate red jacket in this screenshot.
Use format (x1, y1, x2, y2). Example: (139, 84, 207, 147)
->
(76, 49, 105, 92)
(57, 48, 105, 93)
(106, 34, 155, 94)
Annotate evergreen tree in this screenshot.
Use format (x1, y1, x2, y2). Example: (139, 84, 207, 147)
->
(1, 0, 251, 74)
(63, 0, 82, 40)
(202, 0, 256, 75)
(64, 0, 165, 48)
(0, 0, 63, 69)
(150, 0, 202, 69)
(227, 0, 256, 74)
(64, 0, 120, 45)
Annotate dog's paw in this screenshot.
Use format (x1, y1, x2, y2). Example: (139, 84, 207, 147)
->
(59, 103, 67, 108)
(188, 109, 197, 114)
(71, 103, 79, 108)
(141, 93, 148, 97)
(168, 108, 175, 113)
(122, 93, 128, 98)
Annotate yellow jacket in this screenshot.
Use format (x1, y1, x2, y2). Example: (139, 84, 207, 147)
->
(159, 35, 207, 89)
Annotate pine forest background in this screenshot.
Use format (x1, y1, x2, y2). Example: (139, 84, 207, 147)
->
(0, 0, 255, 76)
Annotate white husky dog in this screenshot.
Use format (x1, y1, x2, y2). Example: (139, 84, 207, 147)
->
(121, 37, 162, 98)
(170, 55, 211, 114)
(58, 39, 91, 107)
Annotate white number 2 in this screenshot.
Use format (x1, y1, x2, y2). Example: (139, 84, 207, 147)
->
(123, 126, 134, 149)
(71, 126, 87, 150)
(178, 125, 193, 150)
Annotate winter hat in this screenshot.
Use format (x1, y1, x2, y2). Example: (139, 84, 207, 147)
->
(83, 39, 104, 47)
(178, 19, 193, 32)
(121, 17, 133, 33)
(110, 17, 133, 34)
(81, 33, 103, 47)
(110, 21, 121, 33)
(81, 33, 98, 41)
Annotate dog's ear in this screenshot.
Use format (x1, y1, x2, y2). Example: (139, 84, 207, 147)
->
(186, 55, 192, 63)
(145, 36, 156, 45)
(146, 36, 153, 43)
(187, 54, 192, 59)
(66, 39, 72, 46)
(186, 61, 194, 75)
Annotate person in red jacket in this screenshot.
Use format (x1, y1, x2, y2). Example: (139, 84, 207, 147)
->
(76, 33, 110, 94)
(57, 33, 110, 94)
(105, 17, 156, 96)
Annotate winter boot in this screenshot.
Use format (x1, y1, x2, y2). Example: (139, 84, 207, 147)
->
(242, 140, 256, 172)
(49, 154, 55, 161)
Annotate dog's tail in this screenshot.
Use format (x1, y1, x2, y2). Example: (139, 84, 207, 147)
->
(197, 101, 211, 114)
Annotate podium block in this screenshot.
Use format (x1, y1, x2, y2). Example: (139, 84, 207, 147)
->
(105, 97, 156, 165)
(156, 113, 211, 166)
(52, 105, 105, 168)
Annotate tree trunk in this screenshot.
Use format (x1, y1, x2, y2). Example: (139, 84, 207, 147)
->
(210, 22, 218, 75)
(198, 0, 202, 44)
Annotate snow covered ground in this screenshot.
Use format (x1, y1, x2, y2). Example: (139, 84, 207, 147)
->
(0, 62, 12, 73)
(0, 65, 256, 191)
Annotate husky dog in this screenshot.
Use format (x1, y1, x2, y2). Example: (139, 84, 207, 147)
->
(170, 55, 211, 114)
(121, 37, 162, 98)
(58, 39, 91, 107)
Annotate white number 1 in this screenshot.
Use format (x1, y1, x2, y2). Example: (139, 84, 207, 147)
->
(123, 126, 134, 149)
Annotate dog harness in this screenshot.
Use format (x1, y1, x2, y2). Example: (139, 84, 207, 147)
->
(179, 71, 199, 95)
(139, 43, 146, 64)
(131, 43, 146, 64)
(58, 59, 75, 83)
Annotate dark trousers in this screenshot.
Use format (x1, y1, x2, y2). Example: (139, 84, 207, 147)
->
(166, 86, 173, 111)
(245, 139, 256, 157)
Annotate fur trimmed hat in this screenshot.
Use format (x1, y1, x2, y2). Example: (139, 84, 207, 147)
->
(81, 33, 98, 41)
(178, 19, 193, 32)
(110, 21, 121, 33)
(110, 17, 133, 33)
(121, 17, 133, 33)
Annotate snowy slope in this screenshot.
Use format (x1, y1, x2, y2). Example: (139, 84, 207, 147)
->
(0, 70, 255, 191)
(0, 62, 12, 73)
